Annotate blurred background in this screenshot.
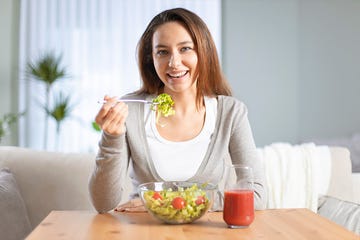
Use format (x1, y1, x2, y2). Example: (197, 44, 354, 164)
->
(1, 0, 359, 153)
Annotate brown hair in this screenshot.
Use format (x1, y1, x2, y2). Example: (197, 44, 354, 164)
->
(137, 8, 232, 107)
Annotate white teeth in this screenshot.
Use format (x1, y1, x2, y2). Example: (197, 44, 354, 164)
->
(168, 71, 187, 78)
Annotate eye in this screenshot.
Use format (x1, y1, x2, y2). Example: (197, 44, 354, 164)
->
(156, 50, 168, 56)
(180, 47, 192, 52)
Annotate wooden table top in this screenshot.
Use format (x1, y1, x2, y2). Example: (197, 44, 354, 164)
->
(26, 208, 358, 240)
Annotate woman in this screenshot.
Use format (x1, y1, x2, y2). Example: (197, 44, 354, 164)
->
(89, 8, 266, 213)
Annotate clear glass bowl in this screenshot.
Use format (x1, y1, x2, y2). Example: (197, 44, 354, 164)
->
(138, 181, 216, 224)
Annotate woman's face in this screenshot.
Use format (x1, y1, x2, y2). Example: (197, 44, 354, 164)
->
(152, 21, 198, 94)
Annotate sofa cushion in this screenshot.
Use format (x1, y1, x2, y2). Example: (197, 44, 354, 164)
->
(311, 133, 360, 172)
(0, 146, 98, 228)
(0, 168, 32, 240)
(318, 195, 360, 235)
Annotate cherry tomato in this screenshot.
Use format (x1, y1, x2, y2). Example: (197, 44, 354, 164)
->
(195, 196, 205, 205)
(152, 192, 163, 200)
(172, 197, 186, 209)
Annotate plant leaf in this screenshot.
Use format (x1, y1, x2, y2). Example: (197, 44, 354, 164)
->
(48, 92, 75, 122)
(26, 52, 67, 86)
(92, 121, 101, 132)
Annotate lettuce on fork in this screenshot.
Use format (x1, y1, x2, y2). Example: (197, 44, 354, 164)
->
(151, 93, 175, 124)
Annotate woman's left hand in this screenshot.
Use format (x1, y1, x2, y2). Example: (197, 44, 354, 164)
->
(114, 198, 146, 212)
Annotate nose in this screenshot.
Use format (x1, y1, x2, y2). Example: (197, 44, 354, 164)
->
(168, 53, 180, 68)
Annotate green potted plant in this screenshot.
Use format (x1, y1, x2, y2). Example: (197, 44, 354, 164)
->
(26, 52, 74, 150)
(47, 92, 75, 148)
(0, 112, 24, 144)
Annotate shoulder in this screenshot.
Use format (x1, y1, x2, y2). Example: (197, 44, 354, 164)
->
(217, 95, 248, 113)
(213, 96, 253, 137)
(121, 92, 149, 100)
(215, 95, 250, 127)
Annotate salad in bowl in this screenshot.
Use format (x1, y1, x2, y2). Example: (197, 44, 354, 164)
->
(138, 181, 216, 224)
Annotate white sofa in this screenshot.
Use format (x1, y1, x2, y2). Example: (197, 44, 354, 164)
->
(0, 145, 359, 239)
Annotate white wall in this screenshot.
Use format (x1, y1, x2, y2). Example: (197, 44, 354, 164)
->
(223, 0, 360, 147)
(298, 1, 360, 140)
(222, 0, 299, 146)
(0, 0, 20, 145)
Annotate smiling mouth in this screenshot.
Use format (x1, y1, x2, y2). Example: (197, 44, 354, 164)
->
(167, 71, 188, 79)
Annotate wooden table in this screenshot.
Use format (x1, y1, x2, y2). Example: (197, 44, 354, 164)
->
(26, 208, 358, 240)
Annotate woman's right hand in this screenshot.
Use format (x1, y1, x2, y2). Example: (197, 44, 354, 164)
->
(95, 95, 129, 136)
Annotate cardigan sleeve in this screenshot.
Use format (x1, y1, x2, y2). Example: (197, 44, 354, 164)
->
(228, 102, 267, 210)
(88, 131, 130, 213)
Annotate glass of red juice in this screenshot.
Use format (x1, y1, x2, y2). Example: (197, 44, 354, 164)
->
(223, 165, 254, 228)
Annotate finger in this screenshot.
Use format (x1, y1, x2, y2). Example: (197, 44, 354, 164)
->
(123, 206, 147, 212)
(102, 96, 119, 112)
(130, 198, 143, 207)
(101, 104, 128, 135)
(98, 97, 123, 121)
(95, 96, 119, 123)
(114, 200, 146, 212)
(114, 104, 129, 126)
(115, 201, 132, 209)
(114, 200, 139, 211)
(104, 102, 127, 125)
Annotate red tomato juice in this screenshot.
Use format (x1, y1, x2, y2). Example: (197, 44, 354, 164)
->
(223, 189, 254, 227)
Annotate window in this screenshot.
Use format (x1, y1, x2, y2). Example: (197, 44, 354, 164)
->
(19, 0, 221, 152)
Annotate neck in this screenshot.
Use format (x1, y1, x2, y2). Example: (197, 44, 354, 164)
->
(168, 92, 203, 114)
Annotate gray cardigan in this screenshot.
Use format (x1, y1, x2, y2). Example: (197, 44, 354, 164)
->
(89, 93, 267, 212)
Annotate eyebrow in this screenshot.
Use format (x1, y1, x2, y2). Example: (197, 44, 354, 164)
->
(154, 41, 193, 49)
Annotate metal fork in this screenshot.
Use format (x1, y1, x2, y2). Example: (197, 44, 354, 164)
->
(97, 99, 158, 105)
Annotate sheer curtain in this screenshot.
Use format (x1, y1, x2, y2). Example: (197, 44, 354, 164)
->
(18, 0, 221, 153)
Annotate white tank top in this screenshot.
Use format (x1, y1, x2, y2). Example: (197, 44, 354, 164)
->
(145, 97, 217, 181)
